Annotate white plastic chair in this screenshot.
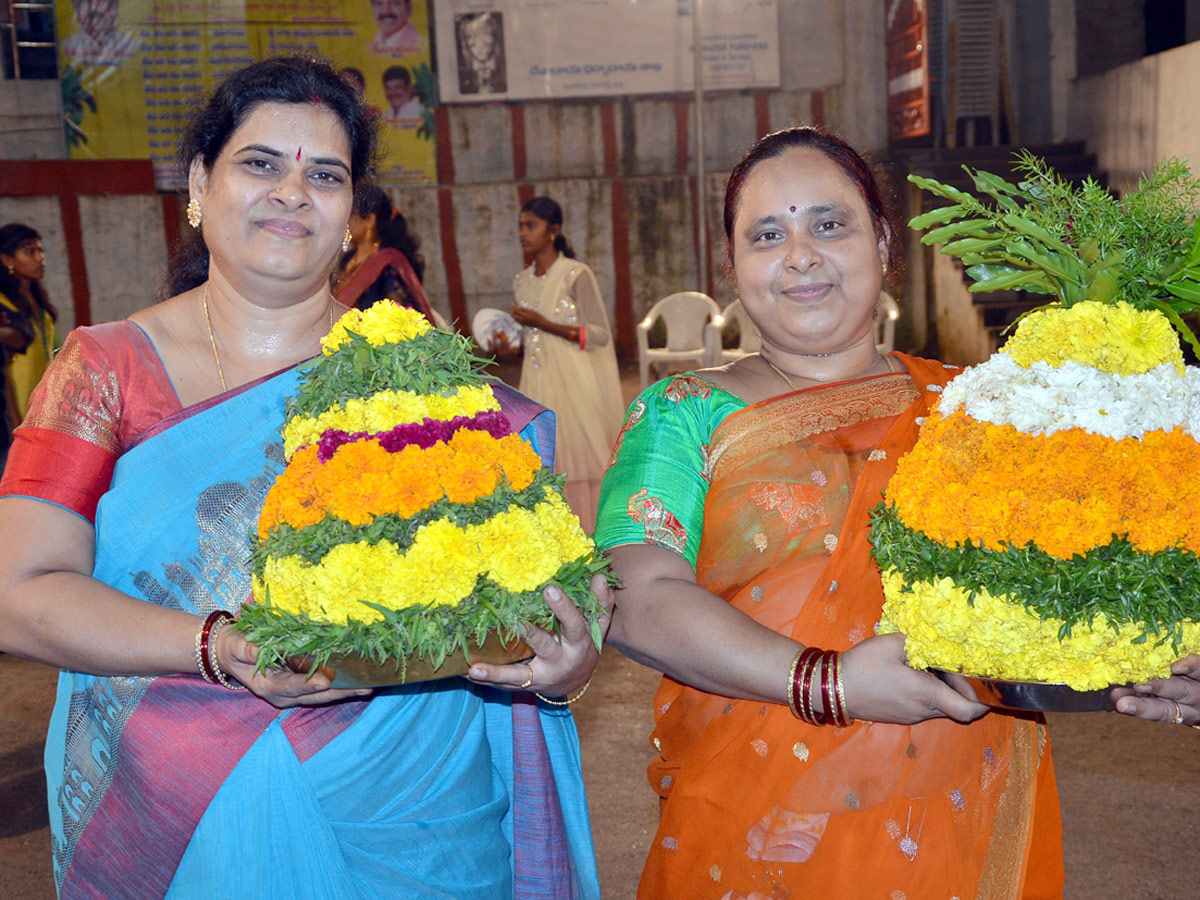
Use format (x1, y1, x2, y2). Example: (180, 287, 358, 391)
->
(636, 291, 721, 387)
(704, 299, 762, 366)
(875, 291, 900, 353)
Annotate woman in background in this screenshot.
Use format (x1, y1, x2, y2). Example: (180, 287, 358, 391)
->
(0, 223, 58, 420)
(511, 196, 624, 532)
(332, 184, 435, 323)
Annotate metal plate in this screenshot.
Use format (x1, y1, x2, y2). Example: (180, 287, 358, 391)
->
(931, 668, 1121, 712)
(289, 634, 532, 689)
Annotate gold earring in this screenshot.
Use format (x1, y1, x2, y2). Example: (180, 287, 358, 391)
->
(342, 226, 353, 253)
(187, 198, 202, 229)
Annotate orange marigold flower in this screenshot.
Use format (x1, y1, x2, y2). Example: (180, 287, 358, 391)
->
(889, 413, 1200, 558)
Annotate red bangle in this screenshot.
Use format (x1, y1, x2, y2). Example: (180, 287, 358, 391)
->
(816, 650, 836, 727)
(790, 647, 822, 720)
(196, 610, 233, 683)
(796, 647, 825, 725)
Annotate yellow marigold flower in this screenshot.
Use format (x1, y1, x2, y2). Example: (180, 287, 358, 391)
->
(535, 489, 595, 562)
(879, 568, 1200, 690)
(1003, 301, 1184, 375)
(282, 386, 500, 457)
(476, 506, 563, 591)
(323, 302, 431, 354)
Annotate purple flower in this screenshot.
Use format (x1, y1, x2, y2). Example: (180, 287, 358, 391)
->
(317, 410, 513, 461)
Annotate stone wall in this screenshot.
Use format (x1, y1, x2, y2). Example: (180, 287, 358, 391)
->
(1, 1, 889, 359)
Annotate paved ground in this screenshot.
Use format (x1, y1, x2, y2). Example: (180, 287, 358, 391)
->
(4, 650, 1200, 899)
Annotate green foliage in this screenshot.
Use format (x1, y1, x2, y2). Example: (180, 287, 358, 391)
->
(908, 152, 1200, 354)
(61, 65, 96, 148)
(287, 328, 492, 420)
(411, 62, 438, 142)
(236, 551, 615, 674)
(869, 504, 1200, 645)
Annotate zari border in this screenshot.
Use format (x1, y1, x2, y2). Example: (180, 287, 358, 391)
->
(975, 721, 1037, 900)
(707, 373, 920, 482)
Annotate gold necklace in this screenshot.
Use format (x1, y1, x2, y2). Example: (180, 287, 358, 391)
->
(202, 283, 336, 393)
(763, 353, 899, 392)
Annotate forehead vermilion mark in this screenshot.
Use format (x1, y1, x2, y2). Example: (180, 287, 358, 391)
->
(296, 147, 302, 161)
(790, 206, 796, 213)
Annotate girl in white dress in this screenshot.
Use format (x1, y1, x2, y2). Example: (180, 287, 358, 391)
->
(511, 196, 625, 532)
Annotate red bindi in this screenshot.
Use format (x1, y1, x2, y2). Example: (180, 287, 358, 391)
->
(789, 205, 796, 213)
(296, 147, 302, 161)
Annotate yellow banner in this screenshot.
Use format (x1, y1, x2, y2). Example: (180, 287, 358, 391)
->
(56, 0, 437, 187)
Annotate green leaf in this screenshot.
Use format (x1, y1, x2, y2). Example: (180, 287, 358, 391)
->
(964, 268, 1050, 292)
(920, 219, 996, 244)
(907, 174, 977, 205)
(909, 205, 968, 230)
(999, 214, 1076, 254)
(937, 237, 1008, 256)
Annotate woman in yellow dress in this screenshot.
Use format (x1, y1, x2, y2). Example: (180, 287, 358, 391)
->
(0, 223, 58, 421)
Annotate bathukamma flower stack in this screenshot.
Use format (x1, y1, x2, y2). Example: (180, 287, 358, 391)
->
(237, 301, 608, 673)
(872, 155, 1200, 690)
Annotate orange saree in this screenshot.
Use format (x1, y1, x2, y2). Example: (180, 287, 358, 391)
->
(601, 355, 1063, 900)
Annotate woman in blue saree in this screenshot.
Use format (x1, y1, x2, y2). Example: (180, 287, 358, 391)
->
(0, 56, 607, 900)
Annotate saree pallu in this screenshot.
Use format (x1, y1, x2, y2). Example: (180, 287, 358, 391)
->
(29, 354, 596, 899)
(638, 356, 1063, 900)
(334, 247, 436, 323)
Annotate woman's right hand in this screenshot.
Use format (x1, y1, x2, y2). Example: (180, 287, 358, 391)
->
(213, 627, 373, 708)
(841, 632, 990, 725)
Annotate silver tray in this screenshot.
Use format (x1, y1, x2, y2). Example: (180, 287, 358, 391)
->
(931, 668, 1122, 712)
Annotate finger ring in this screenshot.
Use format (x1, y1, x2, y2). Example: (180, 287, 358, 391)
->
(519, 663, 534, 690)
(1173, 701, 1185, 725)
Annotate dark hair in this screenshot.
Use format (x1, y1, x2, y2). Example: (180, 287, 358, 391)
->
(348, 184, 424, 281)
(167, 55, 381, 297)
(339, 66, 366, 91)
(382, 65, 410, 85)
(722, 126, 902, 280)
(0, 222, 56, 320)
(521, 196, 575, 259)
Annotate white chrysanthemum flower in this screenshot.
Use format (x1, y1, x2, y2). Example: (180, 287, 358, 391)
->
(937, 355, 1200, 439)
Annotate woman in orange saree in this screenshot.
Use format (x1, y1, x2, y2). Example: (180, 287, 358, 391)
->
(595, 126, 1063, 899)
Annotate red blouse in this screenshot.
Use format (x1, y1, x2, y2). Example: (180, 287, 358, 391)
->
(0, 322, 180, 522)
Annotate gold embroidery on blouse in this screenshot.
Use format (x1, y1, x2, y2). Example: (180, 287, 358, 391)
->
(708, 374, 920, 482)
(20, 337, 122, 454)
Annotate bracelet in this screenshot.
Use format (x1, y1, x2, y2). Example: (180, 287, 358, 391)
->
(789, 647, 821, 721)
(566, 326, 579, 344)
(195, 610, 231, 683)
(535, 678, 591, 706)
(793, 647, 826, 725)
(786, 648, 804, 718)
(204, 612, 247, 691)
(828, 651, 853, 727)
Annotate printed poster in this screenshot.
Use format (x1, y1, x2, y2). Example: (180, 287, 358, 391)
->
(432, 0, 780, 103)
(55, 0, 438, 187)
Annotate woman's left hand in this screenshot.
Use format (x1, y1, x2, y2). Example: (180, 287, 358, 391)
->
(1111, 654, 1200, 725)
(467, 574, 614, 697)
(509, 304, 548, 330)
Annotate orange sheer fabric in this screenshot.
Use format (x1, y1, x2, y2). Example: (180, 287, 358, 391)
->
(639, 354, 1063, 900)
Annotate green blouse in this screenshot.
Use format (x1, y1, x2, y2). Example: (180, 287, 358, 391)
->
(594, 374, 747, 568)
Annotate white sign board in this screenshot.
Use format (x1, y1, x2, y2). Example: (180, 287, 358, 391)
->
(434, 0, 779, 103)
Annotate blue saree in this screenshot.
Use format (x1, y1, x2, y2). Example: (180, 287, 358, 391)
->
(26, 336, 598, 899)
